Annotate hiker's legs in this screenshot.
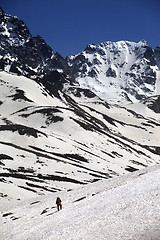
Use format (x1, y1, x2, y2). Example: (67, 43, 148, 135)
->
(57, 203, 62, 211)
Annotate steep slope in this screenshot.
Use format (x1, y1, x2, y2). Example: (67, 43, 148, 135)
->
(2, 164, 160, 240)
(0, 71, 160, 205)
(126, 95, 160, 121)
(67, 40, 160, 104)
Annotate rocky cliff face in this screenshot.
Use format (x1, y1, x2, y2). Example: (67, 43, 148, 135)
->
(0, 9, 71, 79)
(67, 41, 160, 104)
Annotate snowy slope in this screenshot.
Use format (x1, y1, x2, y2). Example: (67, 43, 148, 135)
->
(1, 9, 160, 219)
(0, 71, 160, 206)
(2, 164, 160, 240)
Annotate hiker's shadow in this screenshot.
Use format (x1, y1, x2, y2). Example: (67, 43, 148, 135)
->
(46, 211, 57, 216)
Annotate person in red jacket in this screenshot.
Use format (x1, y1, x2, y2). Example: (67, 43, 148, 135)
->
(56, 197, 62, 211)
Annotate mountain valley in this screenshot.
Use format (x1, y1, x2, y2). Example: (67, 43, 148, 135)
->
(0, 8, 160, 206)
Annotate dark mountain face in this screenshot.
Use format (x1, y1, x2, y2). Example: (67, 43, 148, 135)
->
(154, 46, 160, 69)
(142, 95, 160, 113)
(0, 10, 71, 80)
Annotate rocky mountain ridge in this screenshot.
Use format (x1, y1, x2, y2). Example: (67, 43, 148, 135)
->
(0, 8, 71, 79)
(0, 9, 160, 105)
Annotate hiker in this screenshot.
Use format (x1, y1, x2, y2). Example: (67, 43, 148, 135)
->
(56, 197, 62, 211)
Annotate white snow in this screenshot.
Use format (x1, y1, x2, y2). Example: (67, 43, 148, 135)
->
(0, 71, 160, 239)
(1, 18, 160, 239)
(1, 71, 160, 205)
(68, 40, 159, 105)
(2, 164, 160, 240)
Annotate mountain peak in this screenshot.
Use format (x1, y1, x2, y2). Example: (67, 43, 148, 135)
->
(0, 10, 160, 105)
(67, 39, 159, 104)
(0, 11, 71, 78)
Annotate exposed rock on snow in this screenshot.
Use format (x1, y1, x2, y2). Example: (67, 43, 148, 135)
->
(0, 71, 160, 205)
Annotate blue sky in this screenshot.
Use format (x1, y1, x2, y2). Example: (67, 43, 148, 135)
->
(1, 0, 160, 57)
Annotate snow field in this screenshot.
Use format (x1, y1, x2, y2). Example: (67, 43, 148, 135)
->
(2, 164, 160, 240)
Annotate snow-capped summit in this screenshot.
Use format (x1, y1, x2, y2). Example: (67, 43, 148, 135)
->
(1, 8, 160, 105)
(67, 40, 160, 104)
